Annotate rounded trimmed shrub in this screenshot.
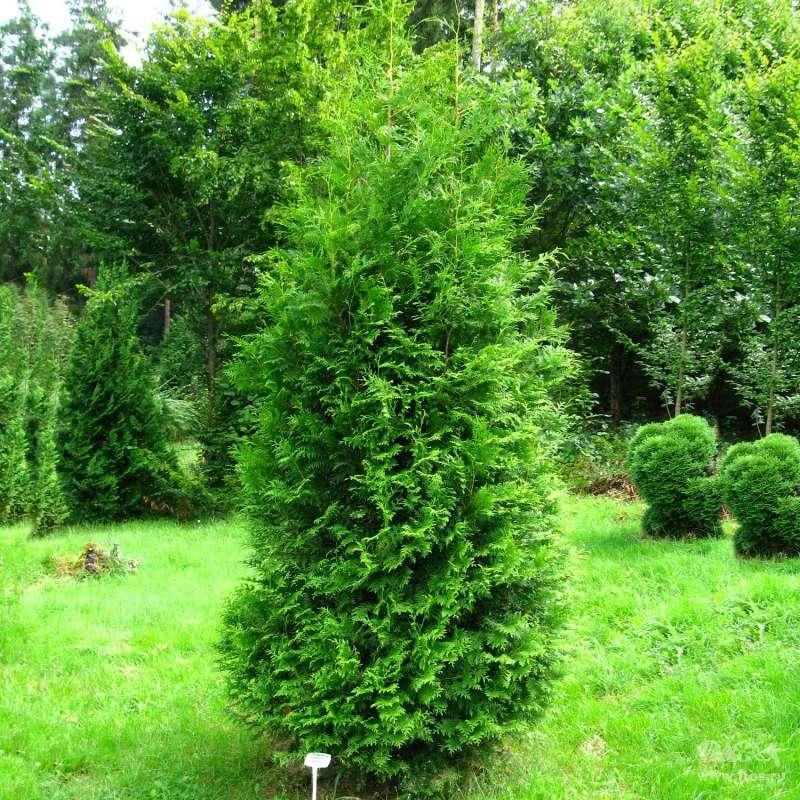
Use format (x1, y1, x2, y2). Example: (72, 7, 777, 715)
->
(627, 414, 722, 538)
(720, 433, 800, 557)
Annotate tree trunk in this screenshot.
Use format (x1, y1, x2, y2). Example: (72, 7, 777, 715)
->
(765, 272, 782, 436)
(675, 248, 690, 417)
(472, 0, 485, 70)
(206, 296, 217, 404)
(163, 297, 172, 341)
(675, 317, 687, 416)
(492, 0, 499, 31)
(765, 344, 777, 435)
(609, 342, 624, 428)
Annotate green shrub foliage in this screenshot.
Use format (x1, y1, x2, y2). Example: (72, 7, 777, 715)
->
(0, 282, 73, 525)
(720, 433, 800, 557)
(30, 394, 69, 536)
(57, 267, 180, 522)
(0, 378, 30, 522)
(0, 285, 29, 521)
(219, 10, 568, 792)
(627, 414, 722, 538)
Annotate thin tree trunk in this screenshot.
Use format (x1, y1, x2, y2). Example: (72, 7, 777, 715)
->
(163, 297, 172, 341)
(205, 203, 216, 406)
(206, 296, 217, 403)
(609, 341, 624, 428)
(492, 0, 499, 31)
(675, 317, 687, 416)
(765, 272, 781, 435)
(765, 344, 777, 435)
(472, 0, 485, 70)
(675, 249, 690, 416)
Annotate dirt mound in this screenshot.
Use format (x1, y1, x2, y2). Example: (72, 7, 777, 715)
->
(579, 473, 639, 501)
(48, 542, 139, 578)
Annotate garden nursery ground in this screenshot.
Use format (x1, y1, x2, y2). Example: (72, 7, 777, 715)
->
(1, 495, 798, 800)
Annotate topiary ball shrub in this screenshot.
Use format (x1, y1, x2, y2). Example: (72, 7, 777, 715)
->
(719, 433, 800, 557)
(627, 414, 722, 538)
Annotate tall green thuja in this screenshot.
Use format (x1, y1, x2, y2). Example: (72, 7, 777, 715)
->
(57, 266, 178, 522)
(220, 3, 568, 791)
(0, 285, 30, 521)
(18, 282, 72, 533)
(30, 393, 68, 535)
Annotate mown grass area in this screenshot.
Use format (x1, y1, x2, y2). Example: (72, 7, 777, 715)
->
(1, 497, 799, 799)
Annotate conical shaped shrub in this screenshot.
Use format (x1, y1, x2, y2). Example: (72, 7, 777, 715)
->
(30, 393, 69, 536)
(0, 286, 30, 522)
(220, 9, 568, 793)
(57, 266, 179, 522)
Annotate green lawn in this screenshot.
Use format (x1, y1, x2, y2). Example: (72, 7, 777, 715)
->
(1, 497, 799, 799)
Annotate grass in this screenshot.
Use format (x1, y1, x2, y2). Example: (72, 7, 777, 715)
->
(1, 497, 799, 799)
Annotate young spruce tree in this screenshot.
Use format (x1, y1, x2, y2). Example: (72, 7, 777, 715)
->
(57, 266, 178, 522)
(220, 4, 568, 791)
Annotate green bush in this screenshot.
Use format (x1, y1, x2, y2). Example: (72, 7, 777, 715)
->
(219, 18, 567, 795)
(0, 285, 30, 522)
(57, 267, 181, 522)
(720, 433, 800, 557)
(30, 394, 69, 536)
(157, 314, 205, 395)
(627, 414, 722, 538)
(0, 282, 74, 526)
(0, 375, 30, 522)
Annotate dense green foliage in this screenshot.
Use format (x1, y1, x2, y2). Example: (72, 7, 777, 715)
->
(0, 282, 72, 526)
(627, 415, 722, 539)
(4, 0, 800, 444)
(2, 4, 800, 799)
(497, 0, 800, 432)
(0, 287, 29, 521)
(720, 434, 800, 557)
(57, 268, 179, 522)
(219, 7, 568, 790)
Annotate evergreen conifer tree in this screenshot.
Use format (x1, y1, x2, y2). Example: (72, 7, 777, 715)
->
(0, 286, 31, 522)
(19, 281, 72, 533)
(220, 4, 568, 790)
(57, 266, 179, 522)
(30, 393, 69, 536)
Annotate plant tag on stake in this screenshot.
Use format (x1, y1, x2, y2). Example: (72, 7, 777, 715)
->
(304, 752, 331, 800)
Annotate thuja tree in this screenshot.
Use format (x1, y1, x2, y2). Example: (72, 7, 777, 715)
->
(0, 285, 30, 522)
(24, 285, 73, 535)
(219, 3, 568, 792)
(0, 281, 74, 526)
(57, 266, 179, 522)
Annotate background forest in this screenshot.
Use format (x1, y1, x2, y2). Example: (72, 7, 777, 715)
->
(2, 0, 799, 499)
